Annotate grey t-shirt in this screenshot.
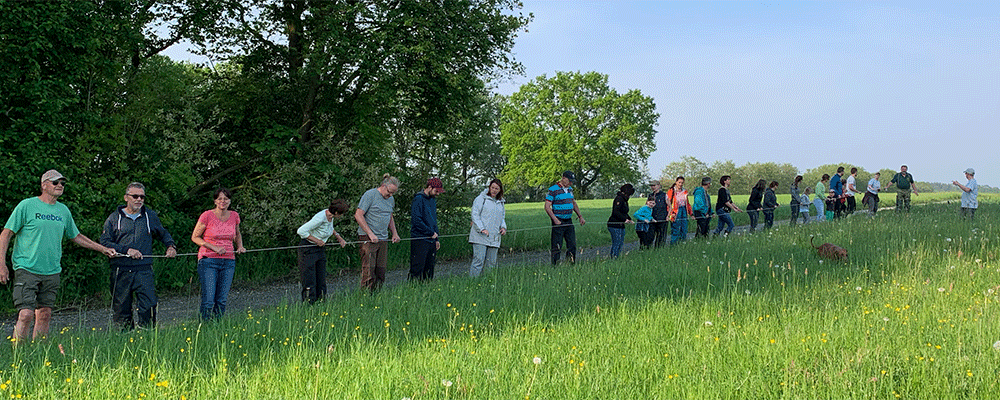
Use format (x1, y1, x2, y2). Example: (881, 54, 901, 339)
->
(356, 187, 395, 239)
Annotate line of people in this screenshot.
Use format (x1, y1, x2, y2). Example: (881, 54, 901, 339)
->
(1, 165, 979, 340)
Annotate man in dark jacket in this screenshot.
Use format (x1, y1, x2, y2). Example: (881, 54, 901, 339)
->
(100, 182, 176, 330)
(409, 178, 444, 281)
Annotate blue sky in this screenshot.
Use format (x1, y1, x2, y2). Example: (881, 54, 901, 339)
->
(164, 1, 999, 186)
(492, 1, 999, 186)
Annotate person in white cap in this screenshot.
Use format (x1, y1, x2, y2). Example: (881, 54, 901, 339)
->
(952, 168, 978, 220)
(0, 170, 118, 342)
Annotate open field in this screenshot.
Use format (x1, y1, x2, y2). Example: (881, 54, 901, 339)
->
(1, 198, 997, 399)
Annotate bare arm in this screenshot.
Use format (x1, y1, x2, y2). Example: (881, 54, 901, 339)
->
(192, 220, 224, 255)
(70, 233, 117, 257)
(544, 200, 561, 224)
(234, 224, 246, 253)
(389, 214, 400, 243)
(573, 199, 586, 225)
(0, 228, 13, 284)
(354, 208, 377, 243)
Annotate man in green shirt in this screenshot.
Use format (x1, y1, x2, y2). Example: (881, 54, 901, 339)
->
(886, 165, 919, 212)
(0, 170, 117, 342)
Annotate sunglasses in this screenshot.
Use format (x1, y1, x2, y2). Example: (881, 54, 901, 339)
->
(51, 180, 66, 187)
(128, 194, 147, 200)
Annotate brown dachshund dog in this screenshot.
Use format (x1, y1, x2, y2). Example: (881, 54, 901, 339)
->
(811, 237, 849, 262)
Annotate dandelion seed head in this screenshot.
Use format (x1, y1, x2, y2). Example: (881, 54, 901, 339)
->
(704, 321, 713, 327)
(441, 379, 453, 387)
(993, 341, 1000, 351)
(533, 356, 542, 365)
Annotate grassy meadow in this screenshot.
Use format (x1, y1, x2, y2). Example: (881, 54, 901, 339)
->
(2, 195, 999, 399)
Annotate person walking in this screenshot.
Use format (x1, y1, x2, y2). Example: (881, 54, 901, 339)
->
(830, 167, 845, 219)
(100, 182, 177, 330)
(469, 179, 507, 277)
(648, 180, 669, 248)
(814, 174, 830, 221)
(886, 165, 919, 213)
(845, 168, 859, 215)
(355, 174, 402, 292)
(789, 175, 803, 226)
(863, 172, 882, 214)
(191, 187, 246, 320)
(606, 184, 634, 258)
(409, 178, 445, 281)
(633, 196, 656, 249)
(667, 177, 692, 244)
(762, 181, 779, 230)
(691, 177, 714, 238)
(952, 168, 978, 220)
(0, 170, 117, 342)
(747, 179, 766, 232)
(797, 188, 812, 224)
(713, 176, 742, 236)
(295, 199, 350, 304)
(545, 171, 585, 265)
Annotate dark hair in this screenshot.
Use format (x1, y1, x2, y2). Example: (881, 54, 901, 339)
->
(821, 174, 830, 182)
(836, 166, 845, 173)
(213, 187, 232, 200)
(850, 167, 858, 174)
(754, 179, 766, 190)
(673, 176, 685, 188)
(769, 180, 779, 189)
(647, 194, 655, 202)
(328, 199, 350, 215)
(794, 175, 803, 185)
(719, 175, 731, 185)
(488, 178, 504, 200)
(618, 183, 635, 197)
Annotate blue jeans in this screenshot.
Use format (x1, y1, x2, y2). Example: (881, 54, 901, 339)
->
(714, 208, 734, 235)
(608, 227, 625, 258)
(198, 257, 235, 320)
(671, 208, 688, 244)
(813, 198, 824, 221)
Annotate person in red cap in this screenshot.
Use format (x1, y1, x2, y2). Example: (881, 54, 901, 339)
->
(0, 169, 118, 342)
(409, 177, 445, 280)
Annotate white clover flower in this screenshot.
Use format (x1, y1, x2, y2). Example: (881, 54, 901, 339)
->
(533, 357, 542, 365)
(946, 238, 952, 242)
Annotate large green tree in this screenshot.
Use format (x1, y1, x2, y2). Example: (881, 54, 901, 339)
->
(500, 71, 658, 198)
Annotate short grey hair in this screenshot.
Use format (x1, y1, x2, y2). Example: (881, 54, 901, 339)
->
(125, 182, 145, 194)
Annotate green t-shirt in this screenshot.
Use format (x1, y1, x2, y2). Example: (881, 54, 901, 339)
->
(3, 197, 80, 275)
(891, 172, 913, 190)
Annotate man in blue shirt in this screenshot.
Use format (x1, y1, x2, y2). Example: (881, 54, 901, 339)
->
(544, 171, 586, 265)
(409, 178, 444, 281)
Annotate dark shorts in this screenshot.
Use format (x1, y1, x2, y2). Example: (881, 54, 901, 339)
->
(12, 269, 61, 310)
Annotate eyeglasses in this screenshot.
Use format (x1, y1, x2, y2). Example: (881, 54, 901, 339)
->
(128, 194, 146, 200)
(51, 180, 66, 187)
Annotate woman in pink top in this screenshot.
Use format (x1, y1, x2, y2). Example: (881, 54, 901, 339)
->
(190, 188, 246, 320)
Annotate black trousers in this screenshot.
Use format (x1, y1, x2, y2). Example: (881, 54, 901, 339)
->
(650, 221, 669, 247)
(846, 196, 856, 214)
(298, 239, 327, 304)
(110, 267, 157, 329)
(693, 211, 711, 238)
(409, 239, 438, 281)
(550, 221, 577, 265)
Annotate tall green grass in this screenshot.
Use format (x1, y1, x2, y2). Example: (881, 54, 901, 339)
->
(2, 200, 997, 399)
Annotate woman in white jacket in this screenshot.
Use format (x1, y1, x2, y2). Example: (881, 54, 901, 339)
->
(469, 179, 507, 277)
